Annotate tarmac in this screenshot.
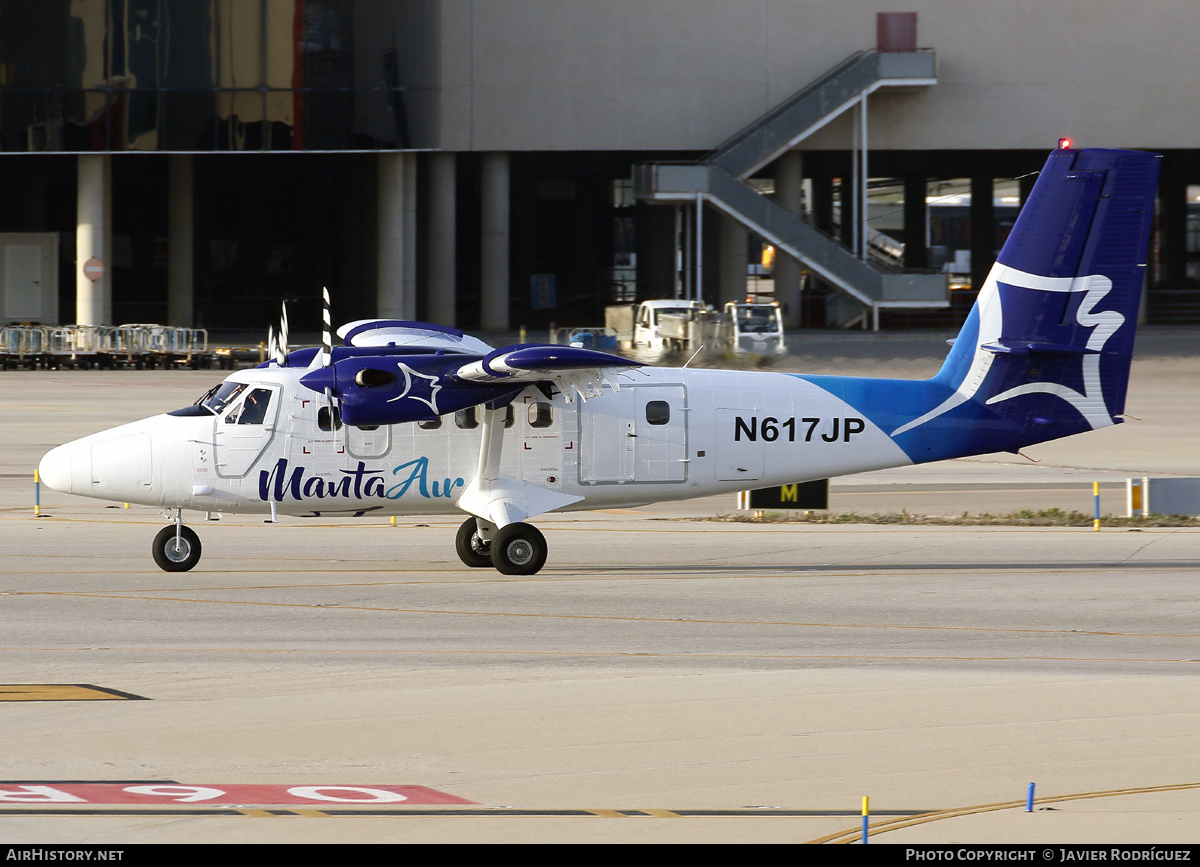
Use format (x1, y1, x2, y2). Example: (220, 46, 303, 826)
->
(0, 327, 1196, 845)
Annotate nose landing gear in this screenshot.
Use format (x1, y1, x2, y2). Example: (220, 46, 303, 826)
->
(152, 523, 202, 572)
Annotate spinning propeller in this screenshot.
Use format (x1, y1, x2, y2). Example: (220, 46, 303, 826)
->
(267, 300, 290, 366)
(316, 287, 336, 414)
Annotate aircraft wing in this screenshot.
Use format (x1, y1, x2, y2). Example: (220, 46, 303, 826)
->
(300, 325, 643, 426)
(455, 345, 640, 402)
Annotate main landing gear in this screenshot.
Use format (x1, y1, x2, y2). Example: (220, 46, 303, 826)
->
(455, 516, 547, 575)
(152, 512, 202, 572)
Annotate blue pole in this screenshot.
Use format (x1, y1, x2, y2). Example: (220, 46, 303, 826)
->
(862, 795, 869, 843)
(1026, 782, 1035, 812)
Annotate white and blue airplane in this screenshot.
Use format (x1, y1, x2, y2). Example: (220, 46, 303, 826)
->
(38, 144, 1160, 575)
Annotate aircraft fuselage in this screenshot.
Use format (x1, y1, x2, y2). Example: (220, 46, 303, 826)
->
(41, 364, 911, 519)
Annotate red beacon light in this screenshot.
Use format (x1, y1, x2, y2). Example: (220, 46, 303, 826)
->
(1058, 137, 1073, 150)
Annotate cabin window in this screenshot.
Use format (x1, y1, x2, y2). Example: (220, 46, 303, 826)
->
(645, 400, 670, 425)
(317, 405, 342, 431)
(418, 417, 443, 430)
(528, 401, 553, 428)
(455, 407, 479, 429)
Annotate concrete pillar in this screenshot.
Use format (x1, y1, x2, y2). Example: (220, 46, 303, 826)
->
(774, 150, 804, 326)
(717, 213, 747, 307)
(167, 154, 194, 326)
(480, 152, 509, 330)
(76, 154, 111, 326)
(377, 151, 417, 320)
(427, 152, 456, 326)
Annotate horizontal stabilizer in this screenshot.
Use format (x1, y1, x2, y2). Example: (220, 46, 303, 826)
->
(980, 340, 1097, 357)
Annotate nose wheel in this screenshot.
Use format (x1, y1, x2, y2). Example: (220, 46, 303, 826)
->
(489, 523, 547, 575)
(152, 524, 202, 572)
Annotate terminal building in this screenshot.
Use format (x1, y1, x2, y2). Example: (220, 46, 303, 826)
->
(0, 0, 1197, 334)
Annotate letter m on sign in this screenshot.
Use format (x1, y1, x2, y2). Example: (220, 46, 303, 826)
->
(742, 480, 829, 510)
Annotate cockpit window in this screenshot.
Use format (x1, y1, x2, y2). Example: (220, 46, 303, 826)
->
(198, 382, 247, 415)
(231, 388, 272, 425)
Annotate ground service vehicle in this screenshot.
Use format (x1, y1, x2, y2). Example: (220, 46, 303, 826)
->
(726, 301, 786, 355)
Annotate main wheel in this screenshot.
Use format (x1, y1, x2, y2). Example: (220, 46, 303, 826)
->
(489, 523, 547, 575)
(455, 517, 492, 568)
(152, 525, 202, 572)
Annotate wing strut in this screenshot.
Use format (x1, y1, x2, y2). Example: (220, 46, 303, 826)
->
(456, 404, 583, 529)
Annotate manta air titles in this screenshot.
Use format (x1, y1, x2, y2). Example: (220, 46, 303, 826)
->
(39, 145, 1160, 575)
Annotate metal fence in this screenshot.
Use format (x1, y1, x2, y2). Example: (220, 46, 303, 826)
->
(1, 324, 211, 368)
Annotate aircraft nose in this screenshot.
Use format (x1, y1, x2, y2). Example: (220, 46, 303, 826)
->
(38, 444, 76, 494)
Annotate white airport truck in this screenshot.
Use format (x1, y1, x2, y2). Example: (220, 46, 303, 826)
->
(725, 301, 786, 355)
(605, 299, 786, 356)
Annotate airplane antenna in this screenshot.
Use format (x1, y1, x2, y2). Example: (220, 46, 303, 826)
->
(683, 344, 705, 368)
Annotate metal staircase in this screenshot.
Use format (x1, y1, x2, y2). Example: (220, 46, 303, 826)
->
(634, 49, 946, 327)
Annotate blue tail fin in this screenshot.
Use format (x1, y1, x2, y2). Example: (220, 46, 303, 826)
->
(802, 145, 1160, 463)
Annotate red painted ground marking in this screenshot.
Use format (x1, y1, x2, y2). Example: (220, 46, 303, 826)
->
(0, 784, 474, 806)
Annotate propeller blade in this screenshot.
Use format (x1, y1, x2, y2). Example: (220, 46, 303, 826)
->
(275, 301, 289, 365)
(321, 287, 332, 369)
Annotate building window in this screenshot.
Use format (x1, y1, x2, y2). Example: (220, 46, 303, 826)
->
(612, 177, 634, 208)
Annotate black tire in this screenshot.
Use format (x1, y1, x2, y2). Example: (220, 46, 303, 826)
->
(489, 523, 547, 575)
(455, 517, 492, 568)
(152, 525, 202, 572)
